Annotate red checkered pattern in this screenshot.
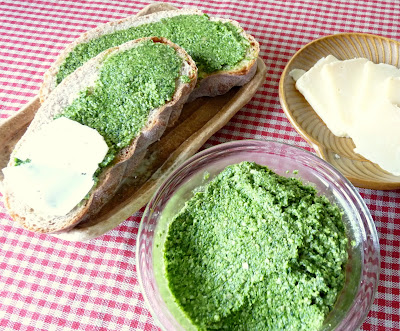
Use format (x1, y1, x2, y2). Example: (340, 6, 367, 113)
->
(0, 0, 399, 330)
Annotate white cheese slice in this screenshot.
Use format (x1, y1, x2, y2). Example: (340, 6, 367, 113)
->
(289, 68, 306, 81)
(348, 62, 400, 175)
(357, 61, 400, 118)
(385, 76, 400, 106)
(321, 58, 369, 137)
(351, 99, 400, 175)
(292, 55, 345, 136)
(15, 117, 108, 175)
(3, 163, 95, 216)
(3, 117, 109, 216)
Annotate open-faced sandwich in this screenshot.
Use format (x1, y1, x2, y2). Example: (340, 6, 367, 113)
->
(2, 37, 197, 233)
(1, 5, 260, 236)
(40, 8, 259, 103)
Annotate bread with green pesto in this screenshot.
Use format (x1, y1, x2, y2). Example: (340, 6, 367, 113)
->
(39, 7, 259, 104)
(2, 37, 197, 233)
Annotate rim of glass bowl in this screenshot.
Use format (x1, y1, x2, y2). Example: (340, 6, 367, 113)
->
(137, 139, 380, 331)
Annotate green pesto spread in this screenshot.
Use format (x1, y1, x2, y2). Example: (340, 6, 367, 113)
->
(163, 161, 348, 330)
(59, 40, 182, 168)
(14, 158, 31, 166)
(57, 14, 249, 84)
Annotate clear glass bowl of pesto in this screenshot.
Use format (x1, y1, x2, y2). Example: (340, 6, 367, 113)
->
(137, 140, 380, 331)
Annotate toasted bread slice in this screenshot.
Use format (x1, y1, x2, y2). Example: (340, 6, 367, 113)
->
(3, 37, 197, 233)
(39, 8, 259, 103)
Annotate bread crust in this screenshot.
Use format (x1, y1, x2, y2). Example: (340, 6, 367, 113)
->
(39, 8, 259, 103)
(3, 37, 197, 233)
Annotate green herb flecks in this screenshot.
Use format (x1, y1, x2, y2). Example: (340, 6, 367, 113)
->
(57, 14, 249, 84)
(164, 161, 348, 330)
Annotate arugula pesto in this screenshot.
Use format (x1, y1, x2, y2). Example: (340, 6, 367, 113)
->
(60, 40, 182, 168)
(57, 14, 249, 84)
(14, 158, 31, 166)
(163, 162, 348, 330)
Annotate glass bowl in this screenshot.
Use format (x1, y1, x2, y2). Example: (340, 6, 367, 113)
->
(137, 140, 380, 330)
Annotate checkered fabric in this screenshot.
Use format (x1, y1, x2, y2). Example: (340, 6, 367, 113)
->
(0, 0, 399, 330)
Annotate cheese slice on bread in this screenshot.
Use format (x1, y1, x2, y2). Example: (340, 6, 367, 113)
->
(2, 37, 197, 233)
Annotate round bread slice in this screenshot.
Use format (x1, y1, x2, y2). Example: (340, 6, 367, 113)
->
(39, 8, 259, 103)
(3, 37, 197, 233)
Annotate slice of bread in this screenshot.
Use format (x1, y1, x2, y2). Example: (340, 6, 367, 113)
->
(3, 37, 197, 233)
(39, 8, 259, 103)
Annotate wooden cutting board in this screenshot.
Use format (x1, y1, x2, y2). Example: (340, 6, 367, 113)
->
(0, 2, 267, 241)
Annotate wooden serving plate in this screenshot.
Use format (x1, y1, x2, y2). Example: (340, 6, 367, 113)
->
(0, 3, 267, 241)
(279, 33, 400, 190)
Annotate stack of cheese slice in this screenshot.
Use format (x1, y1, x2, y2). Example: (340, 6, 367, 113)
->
(290, 55, 400, 176)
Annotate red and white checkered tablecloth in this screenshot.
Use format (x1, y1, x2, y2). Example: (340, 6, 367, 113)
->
(0, 0, 399, 330)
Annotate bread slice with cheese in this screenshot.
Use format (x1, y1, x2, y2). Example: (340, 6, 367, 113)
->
(39, 8, 259, 104)
(2, 37, 197, 233)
